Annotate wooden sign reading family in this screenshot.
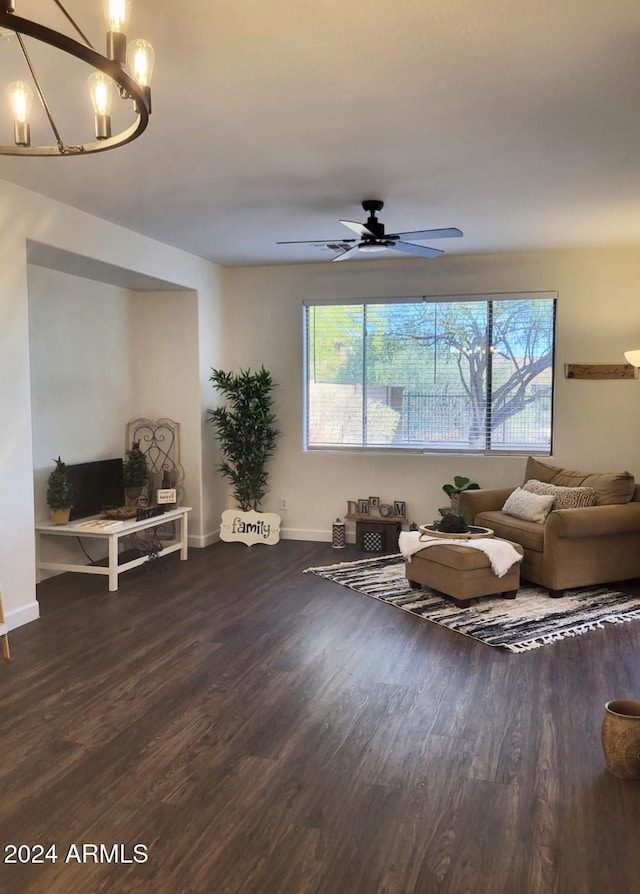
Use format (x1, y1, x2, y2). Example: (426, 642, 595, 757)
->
(220, 510, 281, 546)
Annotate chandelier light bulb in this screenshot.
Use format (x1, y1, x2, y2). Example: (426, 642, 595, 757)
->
(10, 80, 32, 122)
(9, 80, 32, 146)
(128, 38, 154, 114)
(105, 0, 131, 65)
(128, 39, 155, 87)
(88, 72, 113, 115)
(88, 72, 113, 139)
(105, 0, 131, 33)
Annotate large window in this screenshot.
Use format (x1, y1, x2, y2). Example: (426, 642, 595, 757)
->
(304, 293, 556, 453)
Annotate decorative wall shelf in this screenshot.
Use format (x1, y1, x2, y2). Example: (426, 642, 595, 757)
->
(565, 364, 638, 380)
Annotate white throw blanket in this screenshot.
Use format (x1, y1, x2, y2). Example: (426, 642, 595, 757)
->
(398, 531, 522, 579)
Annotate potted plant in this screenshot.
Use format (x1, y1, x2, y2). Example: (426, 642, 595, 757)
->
(433, 510, 470, 535)
(442, 475, 480, 511)
(208, 366, 281, 545)
(47, 456, 73, 524)
(123, 440, 149, 505)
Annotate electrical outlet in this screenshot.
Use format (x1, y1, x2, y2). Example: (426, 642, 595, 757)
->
(279, 497, 289, 511)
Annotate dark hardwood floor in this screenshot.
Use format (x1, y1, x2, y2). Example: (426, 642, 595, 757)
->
(2, 539, 640, 893)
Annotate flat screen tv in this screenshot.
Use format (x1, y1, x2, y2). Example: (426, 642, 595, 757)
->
(66, 458, 125, 520)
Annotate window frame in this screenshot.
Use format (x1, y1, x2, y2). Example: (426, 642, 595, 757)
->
(303, 291, 557, 456)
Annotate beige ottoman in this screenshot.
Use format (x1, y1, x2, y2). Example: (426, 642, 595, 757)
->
(405, 538, 524, 608)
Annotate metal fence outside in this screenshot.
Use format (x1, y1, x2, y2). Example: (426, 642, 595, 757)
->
(402, 391, 551, 448)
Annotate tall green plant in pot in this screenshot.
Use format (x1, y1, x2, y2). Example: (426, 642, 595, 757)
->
(47, 456, 73, 524)
(208, 367, 281, 545)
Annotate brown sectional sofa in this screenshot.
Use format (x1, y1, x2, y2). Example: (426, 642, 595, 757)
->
(458, 457, 640, 596)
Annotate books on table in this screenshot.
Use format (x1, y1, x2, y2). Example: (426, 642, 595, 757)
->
(73, 519, 125, 531)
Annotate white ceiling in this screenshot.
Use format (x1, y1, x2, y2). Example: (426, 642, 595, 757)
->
(1, 0, 640, 267)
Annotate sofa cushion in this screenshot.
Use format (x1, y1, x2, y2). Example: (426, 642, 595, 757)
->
(523, 479, 597, 509)
(524, 457, 635, 505)
(502, 487, 555, 523)
(475, 510, 545, 553)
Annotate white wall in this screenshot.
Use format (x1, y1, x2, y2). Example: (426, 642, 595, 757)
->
(28, 268, 139, 572)
(129, 290, 203, 524)
(222, 246, 640, 539)
(0, 178, 225, 630)
(29, 268, 137, 519)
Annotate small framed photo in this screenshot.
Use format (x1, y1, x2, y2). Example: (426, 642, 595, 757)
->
(358, 499, 369, 515)
(369, 496, 380, 509)
(393, 501, 406, 518)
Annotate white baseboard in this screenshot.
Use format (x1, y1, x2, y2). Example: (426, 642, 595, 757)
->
(280, 527, 330, 542)
(7, 600, 40, 631)
(189, 531, 220, 548)
(279, 527, 355, 543)
(193, 527, 356, 547)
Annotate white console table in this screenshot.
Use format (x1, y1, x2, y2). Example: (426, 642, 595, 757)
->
(36, 507, 191, 592)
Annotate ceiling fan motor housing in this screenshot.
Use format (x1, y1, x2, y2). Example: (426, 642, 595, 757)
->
(362, 199, 385, 239)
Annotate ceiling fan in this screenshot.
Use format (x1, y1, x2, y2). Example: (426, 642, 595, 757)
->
(277, 200, 463, 261)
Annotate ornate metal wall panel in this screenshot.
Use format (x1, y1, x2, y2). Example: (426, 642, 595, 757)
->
(127, 418, 185, 505)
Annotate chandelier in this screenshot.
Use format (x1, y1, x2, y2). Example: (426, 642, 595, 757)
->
(0, 1, 154, 155)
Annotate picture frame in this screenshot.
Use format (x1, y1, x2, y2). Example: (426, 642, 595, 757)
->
(393, 500, 406, 518)
(358, 499, 369, 515)
(368, 496, 380, 509)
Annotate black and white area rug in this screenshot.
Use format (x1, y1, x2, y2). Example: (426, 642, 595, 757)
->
(304, 554, 640, 653)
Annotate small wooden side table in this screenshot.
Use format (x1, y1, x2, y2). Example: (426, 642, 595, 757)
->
(345, 513, 405, 553)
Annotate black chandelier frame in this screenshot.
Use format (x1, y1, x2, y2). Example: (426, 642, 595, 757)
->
(0, 6, 150, 156)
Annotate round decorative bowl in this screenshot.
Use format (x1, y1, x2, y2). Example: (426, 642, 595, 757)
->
(418, 524, 494, 540)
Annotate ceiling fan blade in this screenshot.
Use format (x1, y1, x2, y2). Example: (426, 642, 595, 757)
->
(391, 227, 463, 241)
(276, 238, 357, 245)
(339, 220, 376, 238)
(392, 241, 444, 259)
(332, 245, 363, 262)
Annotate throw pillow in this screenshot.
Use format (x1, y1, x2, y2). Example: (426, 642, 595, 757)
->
(502, 487, 556, 524)
(523, 479, 597, 509)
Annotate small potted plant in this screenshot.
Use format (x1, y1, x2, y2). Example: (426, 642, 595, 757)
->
(442, 475, 480, 511)
(47, 456, 73, 524)
(433, 510, 470, 535)
(123, 440, 149, 505)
